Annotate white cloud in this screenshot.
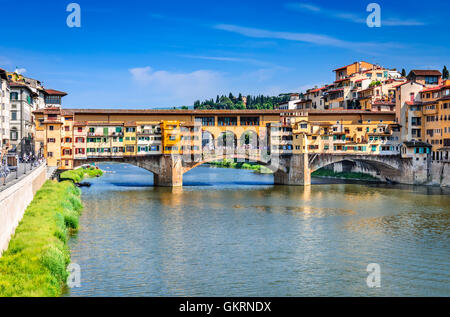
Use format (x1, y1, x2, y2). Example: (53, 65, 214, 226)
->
(285, 2, 425, 26)
(180, 54, 279, 67)
(129, 66, 225, 105)
(213, 24, 402, 50)
(14, 68, 27, 74)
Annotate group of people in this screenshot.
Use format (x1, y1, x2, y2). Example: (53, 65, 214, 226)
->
(0, 151, 45, 186)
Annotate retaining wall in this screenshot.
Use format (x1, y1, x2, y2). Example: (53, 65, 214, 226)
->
(0, 164, 47, 256)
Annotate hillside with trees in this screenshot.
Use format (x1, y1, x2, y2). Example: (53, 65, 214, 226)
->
(193, 93, 292, 110)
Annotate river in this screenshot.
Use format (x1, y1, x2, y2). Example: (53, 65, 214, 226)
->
(67, 163, 450, 297)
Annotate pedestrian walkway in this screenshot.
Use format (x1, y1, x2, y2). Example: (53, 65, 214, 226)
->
(0, 161, 46, 192)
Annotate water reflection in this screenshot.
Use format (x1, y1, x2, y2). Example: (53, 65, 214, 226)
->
(67, 163, 450, 297)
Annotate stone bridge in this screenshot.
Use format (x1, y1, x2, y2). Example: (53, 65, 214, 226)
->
(74, 151, 415, 187)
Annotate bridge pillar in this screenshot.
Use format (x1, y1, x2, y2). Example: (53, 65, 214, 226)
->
(154, 155, 183, 187)
(274, 154, 311, 186)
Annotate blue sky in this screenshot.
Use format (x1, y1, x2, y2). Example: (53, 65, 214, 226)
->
(0, 0, 448, 108)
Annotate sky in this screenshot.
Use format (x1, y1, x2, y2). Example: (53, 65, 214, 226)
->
(0, 0, 449, 108)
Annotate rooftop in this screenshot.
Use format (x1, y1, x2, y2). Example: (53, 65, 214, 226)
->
(403, 140, 432, 148)
(45, 89, 68, 96)
(408, 70, 442, 77)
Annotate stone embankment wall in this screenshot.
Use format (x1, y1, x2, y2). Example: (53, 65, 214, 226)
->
(0, 164, 47, 256)
(430, 162, 450, 187)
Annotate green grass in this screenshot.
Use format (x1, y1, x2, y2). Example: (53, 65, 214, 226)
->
(0, 181, 83, 297)
(60, 167, 103, 183)
(312, 168, 378, 180)
(209, 159, 273, 174)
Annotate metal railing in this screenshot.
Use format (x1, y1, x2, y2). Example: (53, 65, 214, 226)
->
(1, 155, 45, 190)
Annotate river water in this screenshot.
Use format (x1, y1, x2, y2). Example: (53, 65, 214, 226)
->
(67, 163, 450, 297)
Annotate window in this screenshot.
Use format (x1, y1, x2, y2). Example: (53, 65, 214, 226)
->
(45, 96, 61, 104)
(199, 117, 215, 126)
(47, 138, 56, 143)
(11, 111, 17, 121)
(10, 129, 18, 140)
(240, 117, 259, 126)
(47, 152, 53, 157)
(425, 76, 438, 85)
(10, 92, 19, 100)
(218, 117, 237, 126)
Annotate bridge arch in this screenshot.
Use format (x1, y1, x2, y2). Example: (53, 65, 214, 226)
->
(239, 130, 259, 149)
(309, 154, 403, 181)
(182, 153, 284, 174)
(202, 130, 215, 151)
(217, 131, 238, 149)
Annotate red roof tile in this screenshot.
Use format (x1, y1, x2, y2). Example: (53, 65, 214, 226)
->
(45, 89, 67, 96)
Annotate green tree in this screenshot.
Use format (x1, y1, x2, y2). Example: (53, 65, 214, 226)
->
(401, 68, 407, 77)
(443, 66, 449, 79)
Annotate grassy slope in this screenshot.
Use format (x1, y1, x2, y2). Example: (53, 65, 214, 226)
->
(209, 159, 273, 174)
(60, 167, 103, 183)
(0, 181, 83, 297)
(312, 168, 378, 180)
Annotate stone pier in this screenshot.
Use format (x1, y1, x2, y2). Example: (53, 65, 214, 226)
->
(153, 155, 183, 187)
(274, 154, 311, 186)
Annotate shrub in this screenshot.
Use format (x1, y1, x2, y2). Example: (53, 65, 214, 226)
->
(60, 167, 103, 183)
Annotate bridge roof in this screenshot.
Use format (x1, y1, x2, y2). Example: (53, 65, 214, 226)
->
(34, 108, 285, 115)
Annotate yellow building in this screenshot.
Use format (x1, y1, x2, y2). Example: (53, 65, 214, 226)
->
(289, 110, 400, 155)
(124, 123, 137, 156)
(420, 83, 450, 161)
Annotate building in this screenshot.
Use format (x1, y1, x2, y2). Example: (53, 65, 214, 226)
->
(0, 69, 10, 152)
(419, 82, 450, 161)
(333, 61, 375, 81)
(288, 110, 401, 156)
(9, 82, 36, 149)
(407, 70, 442, 86)
(6, 70, 67, 154)
(278, 93, 301, 110)
(395, 81, 425, 142)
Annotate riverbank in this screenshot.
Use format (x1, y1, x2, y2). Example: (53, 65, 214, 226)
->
(60, 167, 103, 183)
(0, 180, 83, 297)
(208, 160, 273, 174)
(311, 169, 379, 181)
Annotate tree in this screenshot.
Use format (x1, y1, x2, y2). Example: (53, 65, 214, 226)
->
(401, 68, 407, 77)
(443, 66, 449, 79)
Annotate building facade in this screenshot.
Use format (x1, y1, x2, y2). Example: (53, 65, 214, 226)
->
(0, 69, 10, 152)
